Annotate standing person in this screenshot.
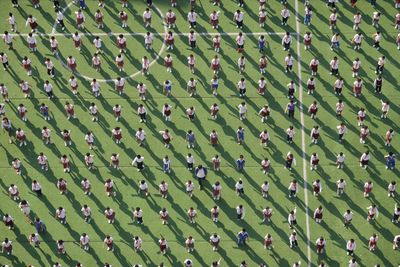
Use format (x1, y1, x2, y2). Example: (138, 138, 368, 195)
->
(353, 12, 362, 30)
(115, 54, 124, 72)
(352, 32, 363, 50)
(285, 100, 296, 118)
(0, 53, 9, 71)
(288, 208, 297, 229)
(372, 31, 381, 50)
(337, 153, 346, 169)
(336, 178, 346, 195)
(104, 235, 114, 251)
(195, 165, 207, 190)
(304, 6, 312, 26)
(330, 56, 339, 75)
(92, 54, 101, 72)
(75, 9, 86, 29)
(262, 206, 272, 222)
(8, 14, 16, 33)
(303, 32, 312, 50)
(3, 31, 14, 50)
(165, 10, 176, 29)
(119, 10, 128, 28)
(281, 5, 290, 26)
(210, 206, 220, 222)
(90, 79, 101, 98)
(288, 180, 298, 197)
(236, 32, 245, 52)
(44, 59, 55, 78)
(186, 130, 196, 148)
(374, 76, 383, 93)
(380, 100, 390, 119)
(237, 78, 246, 97)
(237, 229, 249, 246)
(213, 34, 221, 53)
(0, 84, 10, 103)
(27, 33, 37, 53)
(233, 10, 244, 29)
(237, 56, 245, 74)
(385, 152, 396, 170)
(55, 9, 65, 31)
(236, 205, 245, 219)
(316, 237, 326, 254)
(159, 129, 172, 148)
(352, 58, 361, 77)
(236, 126, 245, 145)
(210, 10, 219, 29)
(164, 54, 173, 73)
(114, 77, 125, 95)
(284, 54, 294, 73)
(314, 206, 324, 223)
(236, 155, 245, 171)
(188, 31, 197, 50)
(346, 239, 356, 256)
(375, 55, 385, 74)
(142, 56, 150, 75)
(360, 151, 371, 169)
(187, 9, 197, 28)
(289, 231, 298, 248)
(259, 36, 266, 53)
(212, 155, 221, 171)
(309, 57, 319, 76)
(212, 181, 222, 200)
(55, 207, 67, 225)
(282, 32, 292, 51)
(238, 102, 247, 120)
(185, 236, 195, 252)
(26, 15, 38, 33)
(72, 32, 82, 52)
(80, 233, 90, 251)
(137, 104, 147, 123)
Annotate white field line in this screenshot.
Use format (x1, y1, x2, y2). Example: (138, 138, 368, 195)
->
(294, 0, 312, 266)
(9, 32, 290, 37)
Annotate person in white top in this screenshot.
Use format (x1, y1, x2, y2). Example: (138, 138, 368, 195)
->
(388, 181, 396, 197)
(142, 56, 150, 75)
(346, 239, 356, 255)
(348, 258, 358, 267)
(336, 152, 345, 169)
(236, 32, 245, 52)
(237, 56, 245, 74)
(185, 179, 195, 197)
(55, 207, 67, 224)
(289, 231, 298, 248)
(8, 14, 16, 33)
(380, 100, 389, 119)
(164, 54, 173, 72)
(55, 9, 66, 31)
(343, 210, 353, 226)
(143, 8, 152, 28)
(93, 36, 102, 53)
(238, 102, 247, 120)
(69, 76, 78, 95)
(237, 78, 246, 97)
(366, 204, 378, 221)
(233, 10, 244, 28)
(187, 54, 196, 73)
(330, 56, 339, 75)
(75, 9, 86, 29)
(352, 32, 363, 50)
(187, 9, 197, 28)
(375, 55, 385, 74)
(282, 32, 292, 51)
(90, 79, 100, 98)
(285, 53, 293, 73)
(165, 10, 176, 29)
(281, 6, 290, 25)
(351, 58, 361, 78)
(26, 15, 38, 32)
(144, 32, 153, 50)
(92, 53, 101, 72)
(372, 31, 381, 50)
(336, 178, 346, 195)
(235, 179, 244, 196)
(81, 204, 92, 223)
(209, 10, 219, 29)
(80, 233, 90, 251)
(353, 12, 362, 31)
(187, 78, 197, 97)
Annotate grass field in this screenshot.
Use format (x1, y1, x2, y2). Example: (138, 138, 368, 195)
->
(0, 0, 399, 266)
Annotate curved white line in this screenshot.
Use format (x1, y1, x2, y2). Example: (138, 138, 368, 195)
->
(51, 1, 167, 83)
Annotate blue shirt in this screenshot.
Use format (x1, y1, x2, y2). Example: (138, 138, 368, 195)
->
(237, 159, 245, 170)
(186, 133, 195, 142)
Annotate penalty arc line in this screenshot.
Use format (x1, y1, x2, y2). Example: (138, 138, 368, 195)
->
(49, 1, 167, 83)
(294, 0, 312, 266)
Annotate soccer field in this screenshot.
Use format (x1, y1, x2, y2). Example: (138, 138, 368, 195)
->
(0, 0, 399, 266)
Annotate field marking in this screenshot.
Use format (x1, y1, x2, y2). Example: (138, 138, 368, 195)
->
(294, 0, 312, 266)
(10, 32, 289, 37)
(49, 1, 167, 83)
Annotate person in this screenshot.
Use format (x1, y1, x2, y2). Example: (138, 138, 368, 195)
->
(57, 240, 66, 254)
(164, 54, 173, 73)
(104, 235, 114, 251)
(337, 153, 346, 169)
(163, 80, 172, 96)
(3, 214, 14, 230)
(185, 236, 195, 252)
(375, 55, 385, 74)
(143, 8, 152, 28)
(308, 102, 318, 119)
(212, 181, 221, 200)
(81, 204, 92, 223)
(158, 180, 169, 199)
(372, 31, 381, 50)
(162, 156, 171, 174)
(164, 31, 174, 50)
(133, 207, 143, 224)
(159, 208, 169, 225)
(314, 206, 323, 223)
(364, 180, 373, 197)
(57, 178, 68, 194)
(115, 54, 124, 72)
(392, 205, 400, 223)
(75, 9, 86, 29)
(237, 56, 245, 74)
(15, 128, 27, 147)
(286, 100, 296, 118)
(352, 32, 363, 50)
(212, 155, 221, 171)
(346, 239, 356, 256)
(11, 158, 21, 175)
(211, 206, 219, 222)
(259, 130, 270, 148)
(2, 238, 12, 255)
(237, 78, 246, 97)
(360, 151, 370, 169)
(262, 206, 272, 222)
(26, 33, 38, 53)
(210, 77, 219, 97)
(282, 32, 291, 51)
(281, 6, 290, 26)
(26, 15, 38, 33)
(237, 229, 249, 246)
(289, 231, 298, 248)
(195, 165, 207, 190)
(264, 234, 273, 250)
(135, 128, 146, 146)
(187, 9, 197, 28)
(119, 10, 128, 28)
(104, 207, 115, 224)
(92, 55, 101, 73)
(44, 58, 56, 78)
(336, 178, 346, 196)
(8, 184, 19, 201)
(105, 179, 115, 197)
(186, 179, 194, 196)
(80, 233, 90, 251)
(385, 152, 396, 170)
(304, 7, 312, 26)
(316, 237, 326, 254)
(213, 35, 221, 53)
(55, 9, 65, 31)
(165, 9, 176, 29)
(235, 179, 244, 196)
(133, 236, 142, 252)
(187, 207, 197, 224)
(353, 12, 362, 30)
(393, 235, 400, 250)
(131, 155, 145, 172)
(186, 107, 195, 122)
(55, 207, 66, 224)
(0, 53, 9, 71)
(259, 55, 267, 74)
(236, 205, 245, 219)
(233, 10, 244, 29)
(310, 153, 319, 170)
(109, 153, 120, 170)
(261, 181, 270, 198)
(236, 32, 245, 52)
(388, 181, 396, 197)
(288, 208, 297, 229)
(288, 180, 298, 198)
(31, 180, 42, 197)
(367, 204, 379, 221)
(343, 210, 353, 227)
(380, 100, 390, 119)
(159, 129, 172, 148)
(81, 178, 91, 195)
(368, 234, 378, 251)
(284, 54, 293, 73)
(186, 130, 195, 148)
(69, 76, 78, 95)
(385, 129, 394, 147)
(210, 233, 220, 251)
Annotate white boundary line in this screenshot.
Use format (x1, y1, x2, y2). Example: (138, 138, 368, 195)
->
(10, 32, 289, 37)
(294, 0, 312, 266)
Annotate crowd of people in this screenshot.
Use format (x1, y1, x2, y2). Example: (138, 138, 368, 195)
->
(1, 0, 399, 267)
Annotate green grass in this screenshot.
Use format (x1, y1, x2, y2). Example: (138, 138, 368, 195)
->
(0, 0, 399, 266)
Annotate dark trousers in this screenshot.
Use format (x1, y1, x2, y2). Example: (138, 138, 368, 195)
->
(11, 0, 18, 4)
(236, 20, 243, 28)
(139, 113, 146, 120)
(34, 189, 42, 197)
(331, 68, 338, 75)
(375, 85, 381, 93)
(282, 17, 289, 24)
(288, 109, 294, 118)
(198, 177, 205, 190)
(3, 62, 9, 70)
(57, 19, 65, 29)
(190, 41, 196, 49)
(286, 64, 293, 72)
(339, 133, 344, 142)
(376, 65, 384, 73)
(47, 68, 55, 76)
(335, 87, 342, 94)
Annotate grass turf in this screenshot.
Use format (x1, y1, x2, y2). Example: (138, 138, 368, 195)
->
(0, 0, 399, 266)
